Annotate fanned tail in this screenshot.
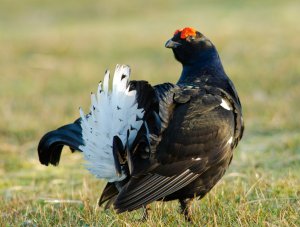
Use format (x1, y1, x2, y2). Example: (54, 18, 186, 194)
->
(38, 65, 151, 184)
(79, 65, 144, 182)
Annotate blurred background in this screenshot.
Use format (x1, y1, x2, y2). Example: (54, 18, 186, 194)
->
(0, 0, 299, 225)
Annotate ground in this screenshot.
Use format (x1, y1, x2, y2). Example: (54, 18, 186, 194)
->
(0, 0, 299, 226)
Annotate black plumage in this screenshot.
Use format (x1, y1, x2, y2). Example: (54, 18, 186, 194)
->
(38, 27, 244, 221)
(38, 118, 83, 166)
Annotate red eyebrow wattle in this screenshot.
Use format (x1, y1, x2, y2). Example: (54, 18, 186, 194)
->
(180, 27, 196, 39)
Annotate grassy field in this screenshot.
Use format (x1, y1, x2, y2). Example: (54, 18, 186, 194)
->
(1, 0, 300, 226)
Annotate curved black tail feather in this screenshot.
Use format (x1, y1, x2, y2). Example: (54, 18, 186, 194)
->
(38, 119, 84, 166)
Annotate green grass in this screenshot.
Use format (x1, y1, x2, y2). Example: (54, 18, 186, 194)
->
(1, 0, 300, 226)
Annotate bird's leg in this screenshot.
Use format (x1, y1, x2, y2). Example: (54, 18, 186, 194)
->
(141, 204, 151, 221)
(179, 198, 192, 222)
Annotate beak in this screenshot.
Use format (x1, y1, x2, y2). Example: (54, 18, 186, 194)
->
(165, 39, 182, 48)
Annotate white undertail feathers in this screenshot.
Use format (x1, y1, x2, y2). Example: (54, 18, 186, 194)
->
(79, 65, 144, 182)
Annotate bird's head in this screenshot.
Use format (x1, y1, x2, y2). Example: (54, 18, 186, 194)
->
(165, 27, 215, 65)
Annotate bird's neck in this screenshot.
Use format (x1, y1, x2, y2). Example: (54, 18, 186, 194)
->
(177, 51, 226, 85)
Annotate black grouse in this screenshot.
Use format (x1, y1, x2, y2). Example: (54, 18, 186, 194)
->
(38, 27, 244, 220)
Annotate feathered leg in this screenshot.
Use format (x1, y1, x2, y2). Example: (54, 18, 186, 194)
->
(141, 204, 151, 221)
(179, 198, 192, 222)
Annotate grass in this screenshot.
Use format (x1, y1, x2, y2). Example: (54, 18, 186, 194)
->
(0, 0, 300, 226)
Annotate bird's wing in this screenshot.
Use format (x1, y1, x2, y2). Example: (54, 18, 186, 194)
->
(114, 85, 238, 212)
(114, 160, 206, 213)
(98, 182, 119, 208)
(38, 118, 84, 166)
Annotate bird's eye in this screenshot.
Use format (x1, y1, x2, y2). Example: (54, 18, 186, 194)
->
(186, 36, 195, 42)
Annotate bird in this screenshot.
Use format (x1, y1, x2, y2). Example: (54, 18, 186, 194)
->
(38, 27, 244, 221)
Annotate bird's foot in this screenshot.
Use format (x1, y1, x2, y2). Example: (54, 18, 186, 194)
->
(179, 198, 193, 222)
(141, 204, 151, 221)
